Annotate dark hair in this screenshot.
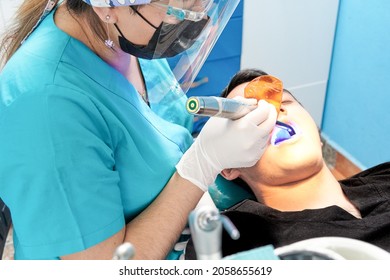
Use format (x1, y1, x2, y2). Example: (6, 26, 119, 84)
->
(221, 69, 268, 98)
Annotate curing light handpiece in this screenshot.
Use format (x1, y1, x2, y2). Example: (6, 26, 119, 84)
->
(186, 96, 295, 136)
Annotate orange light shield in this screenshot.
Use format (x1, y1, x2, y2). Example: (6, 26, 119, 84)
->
(244, 75, 283, 114)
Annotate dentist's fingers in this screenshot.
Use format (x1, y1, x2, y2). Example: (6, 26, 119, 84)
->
(258, 102, 278, 130)
(242, 99, 277, 127)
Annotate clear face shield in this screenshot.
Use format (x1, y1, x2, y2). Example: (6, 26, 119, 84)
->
(83, 0, 240, 106)
(143, 0, 241, 105)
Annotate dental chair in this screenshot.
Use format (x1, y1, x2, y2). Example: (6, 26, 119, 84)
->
(209, 175, 256, 211)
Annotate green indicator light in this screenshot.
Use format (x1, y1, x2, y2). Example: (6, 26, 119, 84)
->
(186, 98, 199, 113)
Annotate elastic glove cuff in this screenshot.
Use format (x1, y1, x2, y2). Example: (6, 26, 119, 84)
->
(176, 141, 221, 192)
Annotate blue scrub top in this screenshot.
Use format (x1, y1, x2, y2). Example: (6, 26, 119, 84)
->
(0, 8, 193, 259)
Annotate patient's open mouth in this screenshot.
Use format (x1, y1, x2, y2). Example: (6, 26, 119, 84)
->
(271, 122, 298, 145)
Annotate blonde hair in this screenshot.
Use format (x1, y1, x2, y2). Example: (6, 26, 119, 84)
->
(0, 0, 107, 69)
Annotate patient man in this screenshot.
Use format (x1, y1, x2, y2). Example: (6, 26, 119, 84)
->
(185, 69, 390, 259)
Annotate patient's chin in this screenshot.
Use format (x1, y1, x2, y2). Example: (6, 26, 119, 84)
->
(284, 160, 323, 182)
(257, 158, 324, 186)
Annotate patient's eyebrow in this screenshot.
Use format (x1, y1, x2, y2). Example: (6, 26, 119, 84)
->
(283, 89, 297, 100)
(283, 89, 303, 105)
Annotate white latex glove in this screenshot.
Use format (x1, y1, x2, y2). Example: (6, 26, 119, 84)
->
(176, 98, 277, 191)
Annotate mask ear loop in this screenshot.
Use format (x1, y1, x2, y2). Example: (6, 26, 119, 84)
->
(129, 6, 159, 29)
(114, 6, 159, 41)
(104, 15, 114, 49)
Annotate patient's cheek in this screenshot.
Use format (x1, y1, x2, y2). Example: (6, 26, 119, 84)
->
(244, 75, 283, 114)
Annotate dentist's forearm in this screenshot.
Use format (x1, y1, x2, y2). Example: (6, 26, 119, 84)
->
(124, 172, 204, 259)
(61, 172, 203, 260)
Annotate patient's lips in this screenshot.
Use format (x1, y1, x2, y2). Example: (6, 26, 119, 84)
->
(244, 75, 283, 114)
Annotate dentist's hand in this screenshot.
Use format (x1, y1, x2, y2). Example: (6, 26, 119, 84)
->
(176, 98, 277, 191)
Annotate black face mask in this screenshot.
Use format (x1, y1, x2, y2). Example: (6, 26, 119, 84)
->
(114, 17, 209, 60)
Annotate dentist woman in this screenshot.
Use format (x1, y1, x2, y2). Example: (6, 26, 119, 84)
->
(0, 0, 277, 259)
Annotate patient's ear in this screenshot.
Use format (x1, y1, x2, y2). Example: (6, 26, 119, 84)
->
(221, 169, 241, 181)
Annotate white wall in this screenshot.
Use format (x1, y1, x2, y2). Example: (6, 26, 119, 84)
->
(0, 0, 23, 35)
(241, 0, 339, 127)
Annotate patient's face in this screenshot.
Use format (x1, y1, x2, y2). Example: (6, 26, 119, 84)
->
(226, 83, 324, 186)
